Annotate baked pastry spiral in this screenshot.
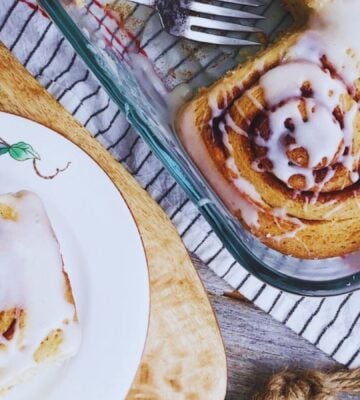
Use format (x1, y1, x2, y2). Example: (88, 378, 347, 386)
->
(0, 191, 81, 393)
(177, 0, 360, 259)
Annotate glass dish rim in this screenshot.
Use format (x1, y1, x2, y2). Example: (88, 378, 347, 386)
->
(39, 0, 360, 298)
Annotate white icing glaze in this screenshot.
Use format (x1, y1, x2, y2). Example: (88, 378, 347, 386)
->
(179, 107, 265, 228)
(241, 1, 360, 191)
(0, 191, 81, 391)
(291, 1, 360, 87)
(181, 0, 360, 247)
(221, 123, 261, 230)
(258, 59, 357, 190)
(234, 103, 251, 125)
(224, 114, 247, 136)
(208, 90, 227, 122)
(255, 97, 344, 190)
(260, 61, 346, 108)
(179, 96, 307, 242)
(226, 158, 262, 203)
(246, 92, 265, 112)
(222, 125, 305, 236)
(233, 1, 360, 197)
(323, 202, 346, 219)
(283, 0, 360, 183)
(222, 125, 263, 203)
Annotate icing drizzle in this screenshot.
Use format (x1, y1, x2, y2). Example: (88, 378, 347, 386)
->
(206, 0, 360, 245)
(0, 191, 81, 392)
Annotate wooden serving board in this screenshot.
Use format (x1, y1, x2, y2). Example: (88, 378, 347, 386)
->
(0, 44, 227, 399)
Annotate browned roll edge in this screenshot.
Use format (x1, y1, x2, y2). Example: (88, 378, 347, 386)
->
(176, 0, 360, 259)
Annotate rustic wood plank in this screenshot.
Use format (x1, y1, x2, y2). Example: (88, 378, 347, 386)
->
(2, 36, 359, 400)
(193, 256, 358, 399)
(0, 44, 227, 400)
(213, 293, 335, 399)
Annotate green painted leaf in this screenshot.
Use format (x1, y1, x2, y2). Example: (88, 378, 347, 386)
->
(9, 142, 40, 161)
(0, 144, 9, 156)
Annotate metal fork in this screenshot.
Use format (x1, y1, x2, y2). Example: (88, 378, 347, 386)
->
(131, 0, 264, 46)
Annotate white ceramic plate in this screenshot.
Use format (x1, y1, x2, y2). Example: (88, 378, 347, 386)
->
(0, 112, 149, 400)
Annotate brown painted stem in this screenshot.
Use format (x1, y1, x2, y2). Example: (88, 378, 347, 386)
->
(32, 159, 71, 180)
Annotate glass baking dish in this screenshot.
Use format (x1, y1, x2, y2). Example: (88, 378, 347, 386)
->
(39, 0, 360, 296)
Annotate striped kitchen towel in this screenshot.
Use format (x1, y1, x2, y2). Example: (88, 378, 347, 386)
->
(1, 0, 360, 369)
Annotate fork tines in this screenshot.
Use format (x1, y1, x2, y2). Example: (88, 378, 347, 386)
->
(184, 1, 264, 20)
(180, 0, 265, 46)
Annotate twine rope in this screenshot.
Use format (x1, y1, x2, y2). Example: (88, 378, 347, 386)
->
(255, 369, 360, 400)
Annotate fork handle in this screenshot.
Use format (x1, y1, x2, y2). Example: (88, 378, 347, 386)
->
(131, 0, 156, 6)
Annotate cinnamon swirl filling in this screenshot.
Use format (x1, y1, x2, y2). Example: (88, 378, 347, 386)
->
(177, 0, 360, 259)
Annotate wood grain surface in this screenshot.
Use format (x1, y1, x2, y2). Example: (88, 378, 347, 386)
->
(193, 257, 359, 399)
(1, 41, 359, 400)
(0, 44, 226, 400)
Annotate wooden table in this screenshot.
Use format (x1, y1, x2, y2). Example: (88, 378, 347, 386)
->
(0, 30, 357, 399)
(0, 43, 227, 400)
(193, 255, 358, 399)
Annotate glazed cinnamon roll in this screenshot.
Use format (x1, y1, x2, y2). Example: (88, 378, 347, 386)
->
(177, 0, 360, 259)
(0, 191, 81, 393)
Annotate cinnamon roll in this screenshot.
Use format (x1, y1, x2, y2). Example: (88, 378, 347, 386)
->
(0, 191, 81, 393)
(177, 0, 360, 259)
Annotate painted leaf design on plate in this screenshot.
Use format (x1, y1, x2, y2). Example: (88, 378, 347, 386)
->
(0, 144, 9, 156)
(0, 137, 69, 180)
(8, 142, 40, 161)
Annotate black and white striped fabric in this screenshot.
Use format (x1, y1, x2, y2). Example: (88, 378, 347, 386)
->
(2, 0, 360, 368)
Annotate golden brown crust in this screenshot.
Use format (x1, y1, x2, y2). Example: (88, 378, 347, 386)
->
(0, 204, 18, 221)
(33, 329, 64, 363)
(0, 270, 77, 360)
(177, 0, 360, 259)
(0, 202, 78, 391)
